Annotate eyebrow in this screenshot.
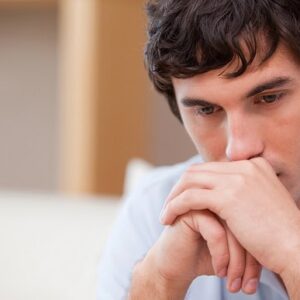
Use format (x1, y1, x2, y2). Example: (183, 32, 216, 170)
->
(246, 76, 293, 98)
(181, 76, 294, 107)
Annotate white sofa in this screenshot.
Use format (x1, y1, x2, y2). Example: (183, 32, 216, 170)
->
(0, 191, 121, 300)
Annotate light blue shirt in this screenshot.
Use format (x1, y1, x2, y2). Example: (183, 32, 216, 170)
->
(97, 156, 289, 300)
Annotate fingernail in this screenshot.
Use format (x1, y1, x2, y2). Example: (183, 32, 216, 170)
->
(230, 277, 242, 291)
(217, 268, 227, 277)
(245, 278, 258, 293)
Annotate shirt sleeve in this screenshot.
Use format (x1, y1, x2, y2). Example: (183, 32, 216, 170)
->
(96, 173, 167, 300)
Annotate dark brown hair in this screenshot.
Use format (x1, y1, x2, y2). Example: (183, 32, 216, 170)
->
(145, 0, 300, 122)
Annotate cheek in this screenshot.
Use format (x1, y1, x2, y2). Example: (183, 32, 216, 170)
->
(270, 111, 300, 157)
(265, 111, 300, 198)
(183, 119, 226, 161)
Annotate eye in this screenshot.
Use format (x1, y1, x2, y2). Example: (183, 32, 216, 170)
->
(195, 105, 221, 116)
(259, 93, 284, 104)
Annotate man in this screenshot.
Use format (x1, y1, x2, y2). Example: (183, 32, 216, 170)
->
(97, 0, 300, 299)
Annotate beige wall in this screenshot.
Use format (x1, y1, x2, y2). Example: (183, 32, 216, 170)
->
(147, 91, 197, 166)
(0, 3, 196, 195)
(59, 0, 151, 195)
(0, 6, 58, 192)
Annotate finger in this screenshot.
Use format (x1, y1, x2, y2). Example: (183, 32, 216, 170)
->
(225, 226, 246, 293)
(188, 160, 254, 174)
(164, 169, 246, 211)
(164, 171, 221, 205)
(242, 253, 262, 294)
(250, 157, 277, 176)
(192, 210, 229, 277)
(160, 189, 220, 225)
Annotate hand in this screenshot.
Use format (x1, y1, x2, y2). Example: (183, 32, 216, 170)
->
(160, 157, 300, 277)
(150, 209, 261, 294)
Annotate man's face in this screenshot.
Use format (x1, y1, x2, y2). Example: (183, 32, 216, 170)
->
(172, 44, 300, 204)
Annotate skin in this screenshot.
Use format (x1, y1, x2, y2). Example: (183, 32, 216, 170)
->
(159, 43, 300, 297)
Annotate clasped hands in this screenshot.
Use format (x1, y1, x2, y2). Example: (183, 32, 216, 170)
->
(159, 157, 300, 294)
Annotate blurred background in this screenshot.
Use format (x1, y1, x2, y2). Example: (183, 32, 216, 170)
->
(0, 0, 196, 197)
(0, 1, 198, 299)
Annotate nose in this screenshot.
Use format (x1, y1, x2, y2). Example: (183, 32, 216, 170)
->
(225, 112, 264, 161)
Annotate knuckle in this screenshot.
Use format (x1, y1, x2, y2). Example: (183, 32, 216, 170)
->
(254, 157, 272, 172)
(232, 174, 247, 186)
(182, 188, 197, 200)
(229, 265, 245, 278)
(214, 252, 230, 267)
(180, 171, 194, 185)
(165, 200, 178, 215)
(223, 186, 239, 203)
(228, 259, 245, 276)
(246, 259, 261, 270)
(183, 210, 196, 220)
(252, 156, 265, 165)
(243, 160, 257, 174)
(166, 200, 176, 214)
(210, 228, 226, 245)
(170, 189, 194, 211)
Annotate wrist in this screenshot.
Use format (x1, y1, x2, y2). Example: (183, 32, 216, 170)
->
(129, 248, 192, 300)
(279, 253, 300, 299)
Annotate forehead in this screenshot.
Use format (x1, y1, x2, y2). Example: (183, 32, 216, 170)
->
(172, 44, 299, 102)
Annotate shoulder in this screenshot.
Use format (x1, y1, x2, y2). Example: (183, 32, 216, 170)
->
(121, 155, 203, 239)
(128, 154, 203, 204)
(96, 155, 203, 298)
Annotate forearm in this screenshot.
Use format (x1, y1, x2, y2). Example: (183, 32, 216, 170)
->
(128, 251, 191, 300)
